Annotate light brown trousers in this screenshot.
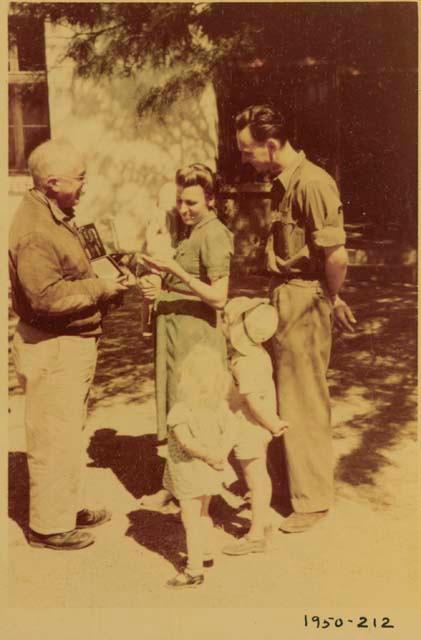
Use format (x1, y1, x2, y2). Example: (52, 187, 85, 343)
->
(271, 280, 334, 513)
(12, 321, 98, 534)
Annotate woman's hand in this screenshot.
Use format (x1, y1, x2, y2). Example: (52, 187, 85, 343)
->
(141, 254, 183, 278)
(138, 274, 162, 301)
(118, 266, 137, 286)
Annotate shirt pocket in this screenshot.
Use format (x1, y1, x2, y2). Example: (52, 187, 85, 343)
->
(174, 243, 199, 274)
(272, 209, 306, 260)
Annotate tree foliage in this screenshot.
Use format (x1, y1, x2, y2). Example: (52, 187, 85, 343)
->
(10, 2, 417, 115)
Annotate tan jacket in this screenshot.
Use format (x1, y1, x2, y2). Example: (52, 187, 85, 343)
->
(9, 189, 109, 336)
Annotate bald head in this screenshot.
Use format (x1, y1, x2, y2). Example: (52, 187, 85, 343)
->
(28, 139, 86, 190)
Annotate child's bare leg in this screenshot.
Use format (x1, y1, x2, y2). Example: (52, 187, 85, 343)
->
(201, 496, 214, 562)
(241, 456, 272, 540)
(180, 497, 204, 576)
(218, 461, 243, 509)
(222, 457, 271, 555)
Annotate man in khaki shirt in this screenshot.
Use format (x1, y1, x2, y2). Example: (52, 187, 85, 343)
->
(235, 104, 356, 533)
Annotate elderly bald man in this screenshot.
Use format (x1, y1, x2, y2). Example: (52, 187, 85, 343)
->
(9, 139, 128, 550)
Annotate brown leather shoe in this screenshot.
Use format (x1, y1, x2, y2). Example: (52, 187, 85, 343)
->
(76, 508, 112, 529)
(28, 528, 94, 550)
(278, 510, 328, 533)
(222, 536, 267, 556)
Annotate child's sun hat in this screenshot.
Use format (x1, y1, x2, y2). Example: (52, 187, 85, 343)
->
(224, 297, 279, 355)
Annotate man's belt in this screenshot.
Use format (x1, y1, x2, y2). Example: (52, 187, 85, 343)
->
(269, 271, 323, 284)
(163, 284, 202, 300)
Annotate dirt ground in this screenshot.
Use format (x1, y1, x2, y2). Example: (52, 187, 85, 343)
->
(7, 280, 418, 611)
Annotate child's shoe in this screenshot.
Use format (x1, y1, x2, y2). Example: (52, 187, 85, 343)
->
(222, 536, 266, 556)
(166, 572, 204, 589)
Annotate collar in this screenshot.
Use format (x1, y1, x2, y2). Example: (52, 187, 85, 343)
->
(191, 211, 217, 232)
(274, 151, 306, 191)
(31, 189, 77, 228)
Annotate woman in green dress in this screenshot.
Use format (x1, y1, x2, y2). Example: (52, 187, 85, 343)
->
(139, 164, 233, 508)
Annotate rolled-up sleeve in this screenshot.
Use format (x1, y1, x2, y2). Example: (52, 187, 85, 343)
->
(201, 224, 234, 280)
(302, 180, 346, 248)
(17, 232, 106, 317)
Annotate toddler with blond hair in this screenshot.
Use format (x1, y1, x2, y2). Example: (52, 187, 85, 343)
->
(163, 343, 237, 589)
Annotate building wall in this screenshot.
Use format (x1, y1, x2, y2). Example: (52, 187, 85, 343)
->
(9, 22, 219, 253)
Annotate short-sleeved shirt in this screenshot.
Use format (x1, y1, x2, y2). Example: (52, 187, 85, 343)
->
(229, 347, 277, 459)
(164, 213, 233, 293)
(268, 151, 346, 280)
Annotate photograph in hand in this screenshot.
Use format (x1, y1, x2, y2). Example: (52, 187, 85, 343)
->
(77, 223, 125, 280)
(78, 223, 107, 260)
(90, 255, 125, 280)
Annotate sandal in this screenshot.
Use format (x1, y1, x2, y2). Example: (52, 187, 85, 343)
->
(166, 572, 204, 589)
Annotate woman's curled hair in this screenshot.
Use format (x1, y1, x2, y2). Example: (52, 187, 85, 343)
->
(175, 163, 216, 201)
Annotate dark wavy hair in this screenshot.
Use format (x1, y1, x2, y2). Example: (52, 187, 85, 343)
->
(175, 163, 216, 201)
(235, 104, 290, 145)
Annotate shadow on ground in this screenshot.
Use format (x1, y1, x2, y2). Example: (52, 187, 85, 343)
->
(90, 288, 155, 408)
(125, 495, 266, 571)
(86, 428, 164, 499)
(330, 281, 417, 486)
(8, 452, 29, 533)
(126, 509, 186, 571)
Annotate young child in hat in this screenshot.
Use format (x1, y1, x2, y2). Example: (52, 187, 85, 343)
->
(221, 297, 289, 556)
(163, 343, 238, 589)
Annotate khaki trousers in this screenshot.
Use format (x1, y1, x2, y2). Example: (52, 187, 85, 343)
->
(271, 281, 334, 513)
(12, 322, 98, 534)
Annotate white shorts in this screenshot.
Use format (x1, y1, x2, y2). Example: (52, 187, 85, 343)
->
(233, 417, 272, 460)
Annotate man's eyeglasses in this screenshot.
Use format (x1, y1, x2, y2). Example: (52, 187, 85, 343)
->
(51, 175, 86, 185)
